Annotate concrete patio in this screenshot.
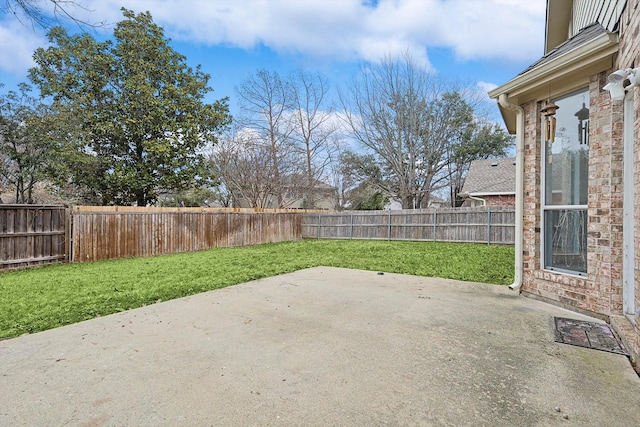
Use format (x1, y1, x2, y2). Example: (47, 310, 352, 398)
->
(1, 267, 639, 426)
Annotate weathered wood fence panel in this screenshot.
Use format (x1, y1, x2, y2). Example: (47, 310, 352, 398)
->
(71, 206, 303, 262)
(2, 205, 513, 271)
(302, 207, 515, 244)
(0, 205, 69, 270)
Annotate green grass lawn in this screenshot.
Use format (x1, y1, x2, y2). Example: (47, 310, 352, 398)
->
(0, 239, 514, 339)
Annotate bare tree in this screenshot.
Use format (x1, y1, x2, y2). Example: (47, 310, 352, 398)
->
(340, 52, 483, 209)
(445, 119, 513, 206)
(2, 0, 105, 28)
(327, 143, 355, 210)
(234, 70, 306, 208)
(288, 70, 338, 209)
(415, 91, 477, 207)
(330, 149, 389, 210)
(209, 128, 275, 208)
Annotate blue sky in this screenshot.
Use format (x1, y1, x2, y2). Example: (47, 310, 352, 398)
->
(0, 0, 547, 119)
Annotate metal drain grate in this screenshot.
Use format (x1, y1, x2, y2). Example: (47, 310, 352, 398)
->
(554, 317, 629, 356)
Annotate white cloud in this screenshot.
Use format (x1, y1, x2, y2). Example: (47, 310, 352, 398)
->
(82, 0, 545, 64)
(0, 0, 546, 80)
(478, 81, 498, 92)
(477, 81, 498, 99)
(0, 19, 46, 76)
(429, 0, 547, 62)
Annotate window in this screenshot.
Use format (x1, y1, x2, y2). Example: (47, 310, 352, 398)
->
(542, 88, 589, 275)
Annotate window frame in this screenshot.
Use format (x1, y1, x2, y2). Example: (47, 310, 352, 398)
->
(540, 87, 589, 277)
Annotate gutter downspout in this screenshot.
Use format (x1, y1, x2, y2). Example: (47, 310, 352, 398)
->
(468, 195, 487, 207)
(498, 94, 524, 291)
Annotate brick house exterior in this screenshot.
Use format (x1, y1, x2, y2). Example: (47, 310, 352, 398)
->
(459, 158, 516, 207)
(490, 0, 640, 371)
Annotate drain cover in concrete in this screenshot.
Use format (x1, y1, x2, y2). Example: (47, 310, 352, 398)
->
(554, 317, 628, 356)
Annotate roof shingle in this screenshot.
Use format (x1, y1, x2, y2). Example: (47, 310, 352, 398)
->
(518, 23, 607, 76)
(460, 158, 516, 195)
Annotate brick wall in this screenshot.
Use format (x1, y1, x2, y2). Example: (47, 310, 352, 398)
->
(485, 194, 516, 207)
(617, 0, 640, 365)
(521, 75, 627, 314)
(522, 100, 542, 279)
(586, 71, 620, 316)
(520, 0, 640, 366)
(519, 92, 611, 315)
(463, 194, 516, 207)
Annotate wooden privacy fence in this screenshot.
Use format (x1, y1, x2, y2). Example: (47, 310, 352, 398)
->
(0, 205, 70, 270)
(1, 205, 514, 270)
(1, 205, 305, 268)
(302, 207, 515, 244)
(70, 206, 303, 262)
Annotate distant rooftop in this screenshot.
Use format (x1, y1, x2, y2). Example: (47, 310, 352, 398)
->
(460, 158, 516, 196)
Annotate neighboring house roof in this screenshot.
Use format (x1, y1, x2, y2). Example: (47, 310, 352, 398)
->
(460, 158, 516, 196)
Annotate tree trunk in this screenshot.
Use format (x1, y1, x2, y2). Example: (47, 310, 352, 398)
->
(401, 194, 414, 209)
(419, 190, 430, 209)
(27, 176, 34, 204)
(307, 171, 315, 210)
(16, 176, 24, 204)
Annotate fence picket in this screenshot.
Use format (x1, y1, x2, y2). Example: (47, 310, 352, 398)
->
(301, 207, 515, 244)
(2, 205, 515, 272)
(0, 205, 68, 270)
(69, 207, 304, 263)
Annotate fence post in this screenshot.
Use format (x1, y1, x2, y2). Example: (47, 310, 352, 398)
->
(387, 210, 391, 240)
(433, 210, 437, 242)
(317, 212, 321, 240)
(65, 207, 73, 263)
(487, 207, 491, 245)
(350, 212, 353, 239)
